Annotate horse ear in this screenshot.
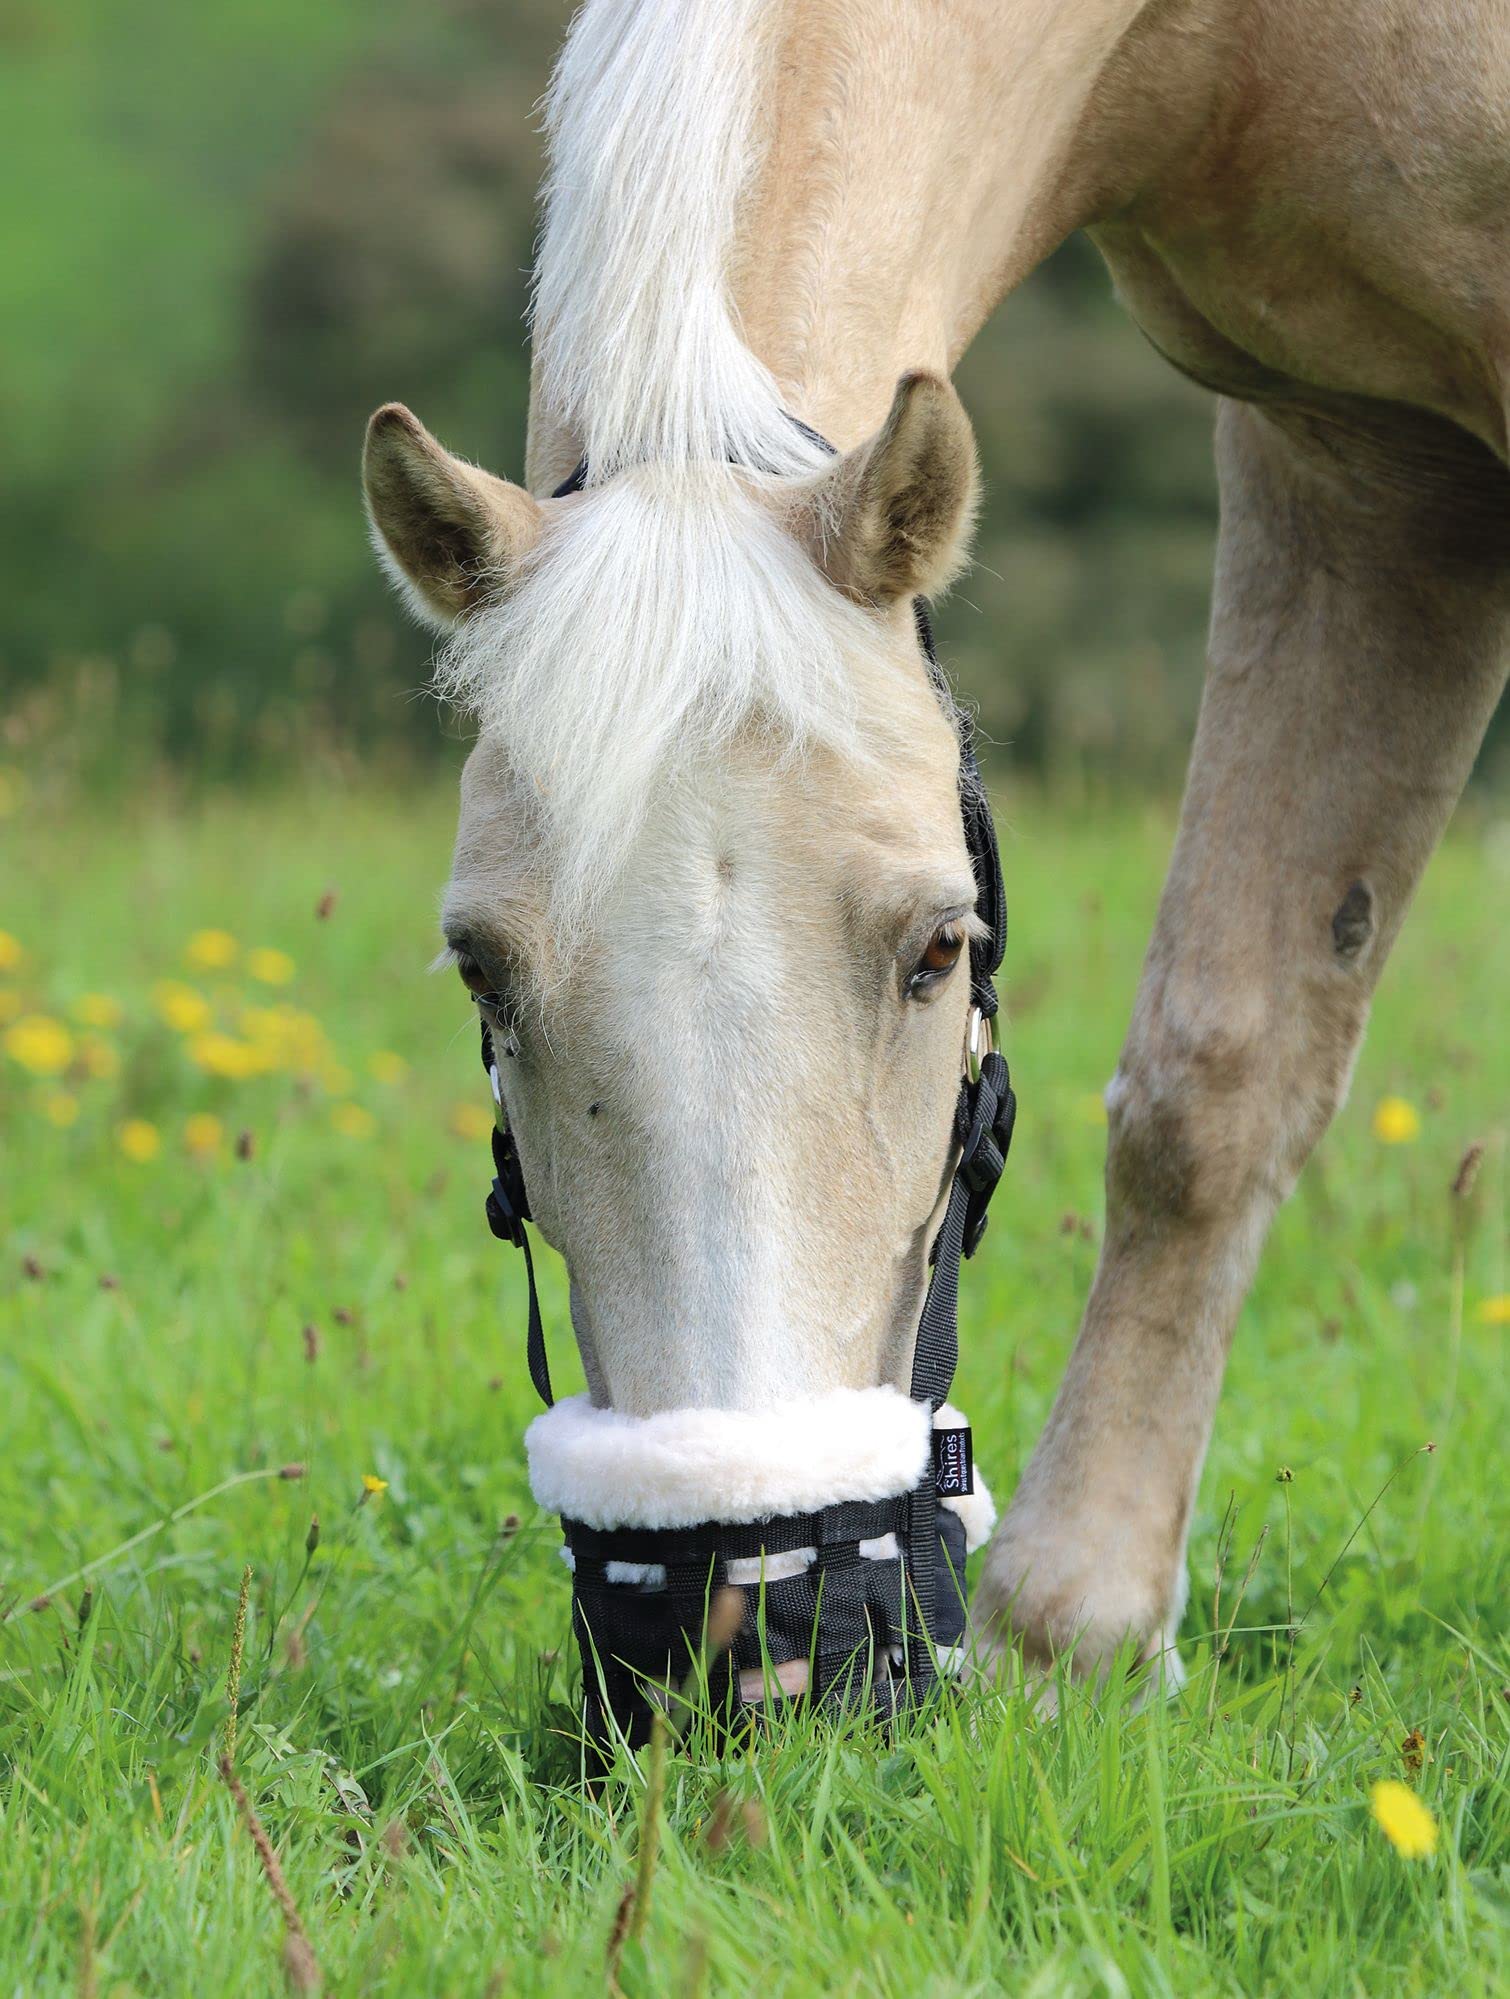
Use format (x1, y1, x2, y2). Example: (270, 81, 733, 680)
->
(802, 373, 978, 605)
(363, 404, 544, 628)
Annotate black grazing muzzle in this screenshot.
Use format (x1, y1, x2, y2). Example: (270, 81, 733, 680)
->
(473, 452, 1015, 1753)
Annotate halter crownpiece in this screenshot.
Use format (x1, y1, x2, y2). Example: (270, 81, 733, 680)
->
(474, 440, 1015, 1749)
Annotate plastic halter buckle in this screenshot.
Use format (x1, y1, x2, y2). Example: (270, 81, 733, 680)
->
(955, 1017, 1017, 1260)
(483, 1061, 531, 1249)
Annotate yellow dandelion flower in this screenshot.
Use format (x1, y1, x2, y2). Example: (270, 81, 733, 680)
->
(1475, 1295, 1510, 1326)
(77, 1035, 120, 1081)
(247, 947, 295, 986)
(185, 929, 238, 972)
(153, 981, 213, 1035)
(117, 1118, 162, 1164)
(331, 1102, 375, 1139)
(188, 1031, 263, 1080)
(1372, 1096, 1421, 1144)
(42, 1091, 80, 1128)
(368, 1049, 408, 1085)
(0, 929, 23, 973)
(72, 992, 123, 1029)
(361, 1473, 388, 1496)
(448, 1100, 493, 1142)
(183, 1112, 224, 1158)
(4, 1014, 74, 1076)
(1370, 1780, 1437, 1859)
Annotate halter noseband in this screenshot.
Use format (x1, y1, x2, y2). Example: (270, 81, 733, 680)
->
(475, 441, 1015, 1749)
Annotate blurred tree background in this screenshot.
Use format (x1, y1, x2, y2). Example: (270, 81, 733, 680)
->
(0, 0, 1344, 791)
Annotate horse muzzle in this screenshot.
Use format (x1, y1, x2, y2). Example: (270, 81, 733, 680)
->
(525, 1386, 995, 1747)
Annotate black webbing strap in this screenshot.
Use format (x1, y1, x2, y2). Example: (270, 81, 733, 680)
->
(901, 1043, 1014, 1653)
(903, 597, 1009, 1658)
(481, 1027, 553, 1407)
(564, 1494, 909, 1571)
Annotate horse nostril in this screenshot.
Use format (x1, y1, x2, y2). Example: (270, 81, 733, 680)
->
(739, 1659, 809, 1702)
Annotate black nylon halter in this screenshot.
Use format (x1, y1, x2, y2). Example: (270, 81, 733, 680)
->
(476, 438, 1015, 1742)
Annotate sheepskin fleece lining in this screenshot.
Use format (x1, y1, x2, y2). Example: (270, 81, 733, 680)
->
(525, 1386, 932, 1530)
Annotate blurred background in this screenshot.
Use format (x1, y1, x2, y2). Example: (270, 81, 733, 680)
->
(2, 0, 1245, 802)
(6, 0, 1507, 802)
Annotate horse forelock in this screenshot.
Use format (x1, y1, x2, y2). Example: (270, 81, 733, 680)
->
(434, 466, 936, 946)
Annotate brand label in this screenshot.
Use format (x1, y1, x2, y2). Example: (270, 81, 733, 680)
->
(933, 1426, 974, 1498)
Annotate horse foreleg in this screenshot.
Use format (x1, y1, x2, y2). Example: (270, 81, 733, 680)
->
(973, 398, 1510, 1689)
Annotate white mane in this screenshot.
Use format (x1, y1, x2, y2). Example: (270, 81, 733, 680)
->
(531, 0, 824, 481)
(437, 0, 940, 938)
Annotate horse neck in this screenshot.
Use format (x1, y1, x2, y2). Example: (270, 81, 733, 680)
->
(728, 0, 1168, 450)
(521, 0, 1209, 491)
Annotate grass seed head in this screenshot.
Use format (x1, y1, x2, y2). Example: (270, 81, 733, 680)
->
(1451, 1142, 1485, 1200)
(225, 1562, 252, 1766)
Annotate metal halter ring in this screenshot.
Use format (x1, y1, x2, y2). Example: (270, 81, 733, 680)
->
(966, 1005, 996, 1083)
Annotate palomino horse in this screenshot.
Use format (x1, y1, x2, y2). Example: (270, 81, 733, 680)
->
(363, 0, 1510, 1696)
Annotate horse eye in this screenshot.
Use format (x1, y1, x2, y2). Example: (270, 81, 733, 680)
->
(909, 923, 966, 995)
(454, 951, 491, 998)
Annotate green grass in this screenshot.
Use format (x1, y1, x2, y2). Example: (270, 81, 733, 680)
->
(2, 775, 1508, 1996)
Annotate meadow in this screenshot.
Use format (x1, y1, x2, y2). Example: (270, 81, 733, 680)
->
(2, 774, 1508, 1996)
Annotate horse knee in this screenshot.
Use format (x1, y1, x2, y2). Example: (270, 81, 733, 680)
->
(1105, 980, 1357, 1227)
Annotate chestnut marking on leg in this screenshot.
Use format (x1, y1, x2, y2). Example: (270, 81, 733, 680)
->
(1331, 881, 1374, 959)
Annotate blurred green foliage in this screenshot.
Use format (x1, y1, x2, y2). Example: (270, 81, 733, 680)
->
(0, 0, 1274, 783)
